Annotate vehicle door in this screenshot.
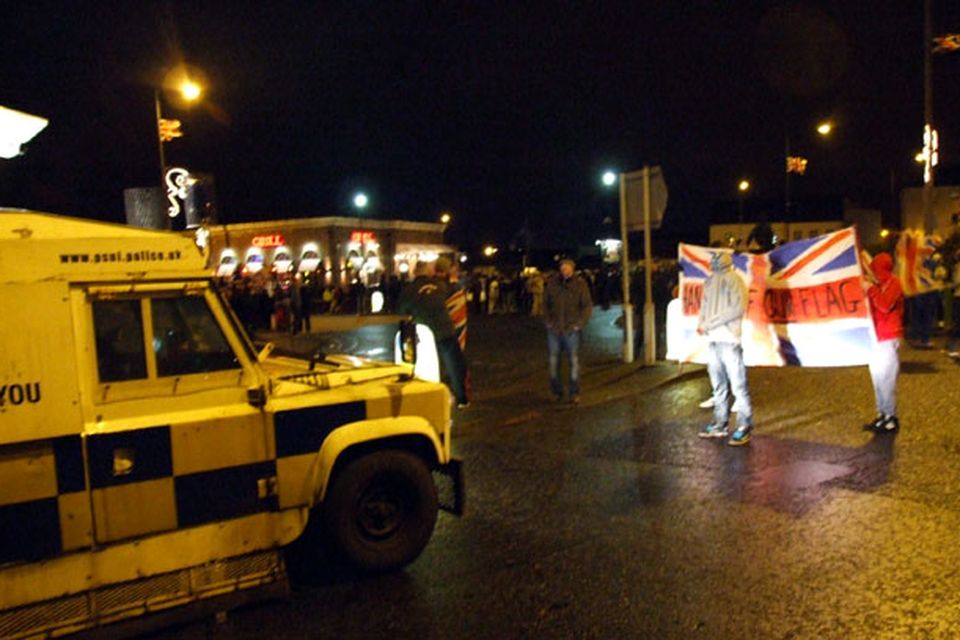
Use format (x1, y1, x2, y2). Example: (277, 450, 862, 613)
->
(76, 284, 277, 545)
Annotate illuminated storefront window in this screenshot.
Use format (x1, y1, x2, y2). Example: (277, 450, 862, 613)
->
(217, 248, 239, 277)
(272, 246, 293, 273)
(299, 242, 321, 273)
(243, 247, 265, 274)
(346, 230, 382, 283)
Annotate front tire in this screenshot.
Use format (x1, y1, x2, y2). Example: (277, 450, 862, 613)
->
(322, 449, 438, 573)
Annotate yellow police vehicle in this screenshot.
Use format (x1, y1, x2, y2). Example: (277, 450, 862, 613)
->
(0, 211, 463, 639)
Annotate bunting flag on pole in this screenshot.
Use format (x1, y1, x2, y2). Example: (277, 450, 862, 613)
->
(158, 118, 183, 142)
(672, 227, 874, 367)
(785, 156, 809, 174)
(894, 229, 945, 296)
(933, 33, 960, 53)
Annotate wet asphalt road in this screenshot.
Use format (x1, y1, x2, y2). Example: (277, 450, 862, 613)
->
(153, 308, 960, 639)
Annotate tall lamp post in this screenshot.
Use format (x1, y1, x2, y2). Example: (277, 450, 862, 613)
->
(784, 120, 833, 215)
(155, 72, 203, 187)
(737, 179, 751, 248)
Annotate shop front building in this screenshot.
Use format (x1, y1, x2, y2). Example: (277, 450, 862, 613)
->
(203, 216, 453, 285)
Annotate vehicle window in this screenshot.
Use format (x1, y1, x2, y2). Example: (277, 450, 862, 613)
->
(93, 300, 148, 382)
(152, 296, 239, 377)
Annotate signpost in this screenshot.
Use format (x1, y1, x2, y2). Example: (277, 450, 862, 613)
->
(618, 166, 668, 365)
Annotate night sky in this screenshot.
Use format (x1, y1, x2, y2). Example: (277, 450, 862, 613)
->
(3, 1, 960, 251)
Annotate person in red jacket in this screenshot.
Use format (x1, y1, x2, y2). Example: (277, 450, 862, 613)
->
(864, 252, 904, 432)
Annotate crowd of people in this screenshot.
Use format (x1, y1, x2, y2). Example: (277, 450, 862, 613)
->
(213, 235, 960, 452)
(216, 261, 672, 333)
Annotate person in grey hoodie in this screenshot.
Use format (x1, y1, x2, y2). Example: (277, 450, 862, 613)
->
(697, 252, 754, 445)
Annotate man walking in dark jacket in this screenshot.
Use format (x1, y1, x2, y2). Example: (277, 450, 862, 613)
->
(544, 258, 593, 404)
(397, 261, 470, 408)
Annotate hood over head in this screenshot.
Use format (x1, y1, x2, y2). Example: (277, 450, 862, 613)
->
(871, 252, 894, 281)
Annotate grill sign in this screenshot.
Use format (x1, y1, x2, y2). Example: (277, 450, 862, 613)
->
(251, 234, 285, 248)
(350, 231, 376, 244)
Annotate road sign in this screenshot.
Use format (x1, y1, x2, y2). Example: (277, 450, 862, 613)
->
(623, 166, 667, 231)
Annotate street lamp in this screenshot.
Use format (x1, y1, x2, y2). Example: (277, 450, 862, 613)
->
(785, 120, 834, 215)
(602, 170, 617, 187)
(353, 192, 369, 210)
(155, 67, 204, 186)
(0, 105, 48, 159)
(179, 79, 202, 102)
(737, 179, 751, 229)
(440, 211, 452, 225)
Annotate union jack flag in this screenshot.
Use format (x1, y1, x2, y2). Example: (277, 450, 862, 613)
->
(895, 229, 944, 296)
(933, 33, 960, 54)
(672, 228, 874, 367)
(786, 155, 808, 175)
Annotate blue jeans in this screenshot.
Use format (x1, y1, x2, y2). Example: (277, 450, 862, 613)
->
(869, 338, 899, 417)
(707, 342, 753, 429)
(436, 336, 469, 405)
(548, 330, 581, 396)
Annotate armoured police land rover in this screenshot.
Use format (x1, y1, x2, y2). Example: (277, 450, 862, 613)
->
(0, 211, 462, 639)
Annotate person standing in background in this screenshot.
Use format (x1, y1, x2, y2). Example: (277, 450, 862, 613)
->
(544, 258, 593, 404)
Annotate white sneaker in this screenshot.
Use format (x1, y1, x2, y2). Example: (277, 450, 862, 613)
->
(699, 397, 715, 409)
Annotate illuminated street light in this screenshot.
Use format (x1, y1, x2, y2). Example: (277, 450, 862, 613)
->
(179, 78, 202, 102)
(737, 179, 751, 228)
(602, 171, 617, 187)
(440, 211, 452, 225)
(785, 120, 834, 215)
(880, 228, 891, 239)
(483, 245, 498, 257)
(353, 192, 369, 209)
(0, 105, 48, 159)
(155, 66, 205, 190)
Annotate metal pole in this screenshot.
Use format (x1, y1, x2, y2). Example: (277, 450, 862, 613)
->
(618, 172, 634, 363)
(784, 132, 791, 216)
(155, 89, 166, 189)
(642, 166, 656, 366)
(923, 0, 935, 233)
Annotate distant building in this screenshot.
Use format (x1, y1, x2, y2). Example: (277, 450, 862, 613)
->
(203, 216, 452, 285)
(709, 198, 882, 249)
(900, 185, 960, 235)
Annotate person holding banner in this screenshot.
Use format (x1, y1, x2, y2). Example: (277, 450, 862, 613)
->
(696, 252, 754, 446)
(864, 252, 904, 433)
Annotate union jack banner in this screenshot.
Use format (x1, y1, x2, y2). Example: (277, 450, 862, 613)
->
(895, 229, 945, 296)
(933, 33, 960, 53)
(158, 118, 183, 142)
(670, 227, 875, 367)
(786, 155, 808, 175)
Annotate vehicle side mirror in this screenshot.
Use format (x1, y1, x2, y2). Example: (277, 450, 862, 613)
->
(257, 342, 275, 363)
(399, 319, 418, 365)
